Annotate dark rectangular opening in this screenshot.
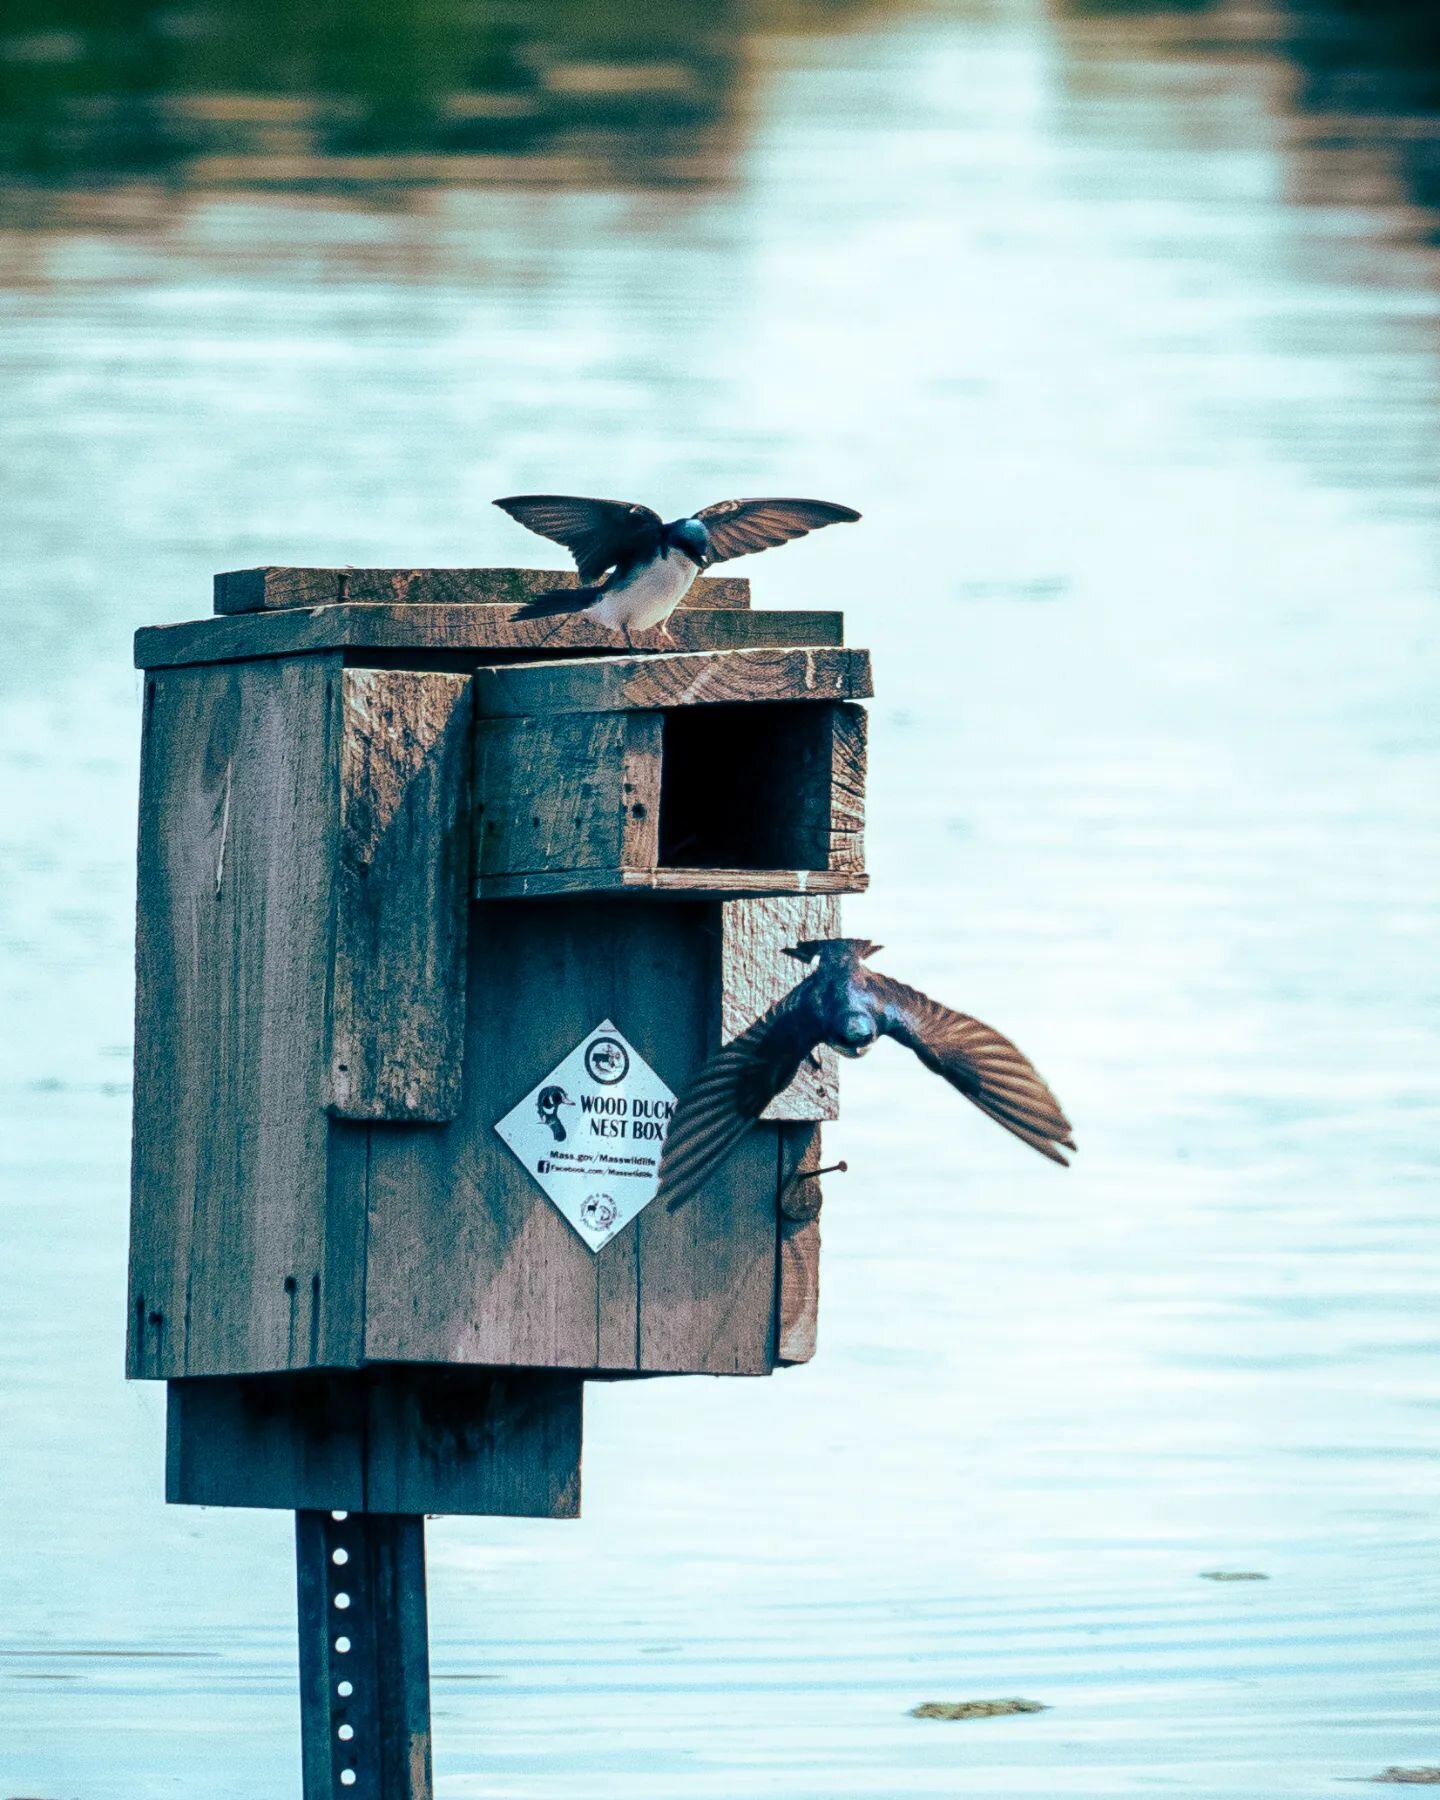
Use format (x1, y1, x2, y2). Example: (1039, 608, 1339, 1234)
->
(658, 702, 832, 871)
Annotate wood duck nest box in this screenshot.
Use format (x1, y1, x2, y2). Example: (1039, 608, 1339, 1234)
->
(127, 567, 870, 1518)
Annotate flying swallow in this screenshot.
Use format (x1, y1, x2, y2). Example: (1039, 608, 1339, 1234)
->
(493, 494, 860, 644)
(658, 938, 1075, 1211)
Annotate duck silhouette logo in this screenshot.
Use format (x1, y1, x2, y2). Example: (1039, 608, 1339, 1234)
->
(581, 1193, 618, 1232)
(585, 1037, 629, 1084)
(536, 1085, 574, 1142)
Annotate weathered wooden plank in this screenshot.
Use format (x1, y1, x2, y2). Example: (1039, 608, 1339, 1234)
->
(168, 1373, 364, 1509)
(128, 655, 359, 1379)
(322, 1121, 372, 1374)
(362, 904, 652, 1373)
(166, 1370, 583, 1515)
(328, 669, 473, 1121)
(214, 567, 338, 614)
(472, 647, 871, 718)
(721, 895, 841, 1121)
(474, 866, 867, 900)
(828, 703, 867, 873)
(214, 566, 749, 614)
(364, 1368, 582, 1517)
(136, 607, 842, 671)
(362, 900, 778, 1375)
(473, 712, 661, 878)
(776, 1124, 823, 1365)
(635, 1126, 780, 1374)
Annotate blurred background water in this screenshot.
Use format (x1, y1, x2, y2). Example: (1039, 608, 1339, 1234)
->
(2, 0, 1439, 1793)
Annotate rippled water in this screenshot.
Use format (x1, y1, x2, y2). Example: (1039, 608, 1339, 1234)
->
(2, 1, 1439, 1794)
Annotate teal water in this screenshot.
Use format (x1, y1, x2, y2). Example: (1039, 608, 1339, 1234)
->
(2, 1, 1438, 1793)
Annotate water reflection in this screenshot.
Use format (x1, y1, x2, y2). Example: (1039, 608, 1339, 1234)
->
(1049, 0, 1440, 217)
(0, 0, 897, 199)
(1280, 1, 1440, 211)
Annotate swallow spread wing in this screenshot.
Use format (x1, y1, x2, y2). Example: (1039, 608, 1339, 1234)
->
(496, 493, 859, 582)
(692, 498, 862, 565)
(865, 973, 1075, 1167)
(658, 982, 826, 1212)
(492, 495, 663, 584)
(659, 955, 1074, 1211)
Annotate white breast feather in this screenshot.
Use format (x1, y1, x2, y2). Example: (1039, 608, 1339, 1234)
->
(592, 552, 698, 630)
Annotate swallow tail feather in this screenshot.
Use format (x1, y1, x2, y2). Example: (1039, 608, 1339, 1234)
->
(512, 586, 602, 620)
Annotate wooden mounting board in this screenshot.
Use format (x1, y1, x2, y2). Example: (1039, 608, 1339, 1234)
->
(167, 1368, 583, 1516)
(471, 646, 872, 717)
(473, 867, 868, 900)
(215, 566, 750, 614)
(135, 606, 843, 671)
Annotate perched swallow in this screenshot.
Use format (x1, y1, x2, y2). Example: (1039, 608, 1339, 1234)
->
(493, 494, 860, 644)
(659, 938, 1075, 1211)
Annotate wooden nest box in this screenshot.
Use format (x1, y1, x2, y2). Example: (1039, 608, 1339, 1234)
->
(127, 566, 870, 1520)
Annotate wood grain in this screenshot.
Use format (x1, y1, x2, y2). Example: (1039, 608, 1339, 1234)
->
(361, 899, 780, 1375)
(213, 567, 336, 614)
(137, 607, 841, 670)
(328, 669, 473, 1121)
(472, 647, 871, 717)
(828, 702, 867, 873)
(363, 1367, 582, 1516)
(474, 866, 867, 900)
(128, 655, 359, 1379)
(473, 712, 661, 878)
(721, 895, 841, 1121)
(636, 1128, 779, 1374)
(214, 566, 750, 613)
(166, 1369, 583, 1515)
(776, 1123, 823, 1365)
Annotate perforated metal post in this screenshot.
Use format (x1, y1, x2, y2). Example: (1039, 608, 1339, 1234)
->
(296, 1511, 433, 1800)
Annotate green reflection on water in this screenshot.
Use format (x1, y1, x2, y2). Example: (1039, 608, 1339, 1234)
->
(0, 0, 892, 188)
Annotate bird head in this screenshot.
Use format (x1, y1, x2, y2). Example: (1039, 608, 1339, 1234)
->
(537, 1085, 572, 1118)
(836, 1011, 879, 1055)
(667, 517, 711, 564)
(783, 938, 883, 966)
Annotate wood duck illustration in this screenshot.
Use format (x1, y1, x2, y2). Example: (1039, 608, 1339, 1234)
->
(536, 1085, 575, 1143)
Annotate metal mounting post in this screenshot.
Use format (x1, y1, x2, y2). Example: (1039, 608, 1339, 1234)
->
(295, 1510, 433, 1800)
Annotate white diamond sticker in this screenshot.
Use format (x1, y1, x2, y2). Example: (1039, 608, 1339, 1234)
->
(494, 1020, 677, 1252)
